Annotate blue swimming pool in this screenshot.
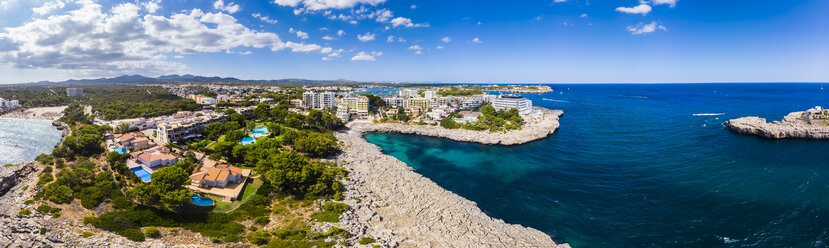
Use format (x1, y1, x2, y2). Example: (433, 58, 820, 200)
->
(130, 167, 152, 182)
(240, 137, 255, 145)
(190, 194, 214, 206)
(111, 147, 128, 154)
(251, 127, 268, 137)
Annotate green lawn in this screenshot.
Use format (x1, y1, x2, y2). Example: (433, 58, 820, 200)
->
(207, 177, 263, 213)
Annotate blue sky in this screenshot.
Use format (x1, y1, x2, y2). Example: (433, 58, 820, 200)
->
(0, 0, 826, 84)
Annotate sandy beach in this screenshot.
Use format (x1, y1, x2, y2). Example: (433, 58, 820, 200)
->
(0, 106, 67, 121)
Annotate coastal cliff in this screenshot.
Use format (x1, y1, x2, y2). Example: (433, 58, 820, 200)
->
(350, 108, 564, 145)
(334, 129, 569, 248)
(724, 111, 829, 140)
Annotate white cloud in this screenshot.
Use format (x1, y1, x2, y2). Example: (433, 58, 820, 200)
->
(239, 51, 252, 55)
(252, 13, 278, 24)
(441, 37, 451, 43)
(322, 35, 335, 40)
(436, 45, 443, 49)
(616, 3, 651, 15)
(32, 0, 65, 15)
(471, 37, 482, 43)
(390, 17, 428, 28)
(626, 21, 667, 34)
(0, 1, 333, 76)
(410, 4, 416, 9)
(322, 48, 344, 60)
(408, 45, 422, 54)
(273, 0, 385, 11)
(650, 0, 677, 7)
(534, 15, 543, 21)
(397, 37, 405, 42)
(290, 28, 309, 39)
(337, 29, 345, 36)
(554, 0, 567, 2)
(357, 32, 375, 42)
(213, 0, 240, 14)
(386, 35, 394, 42)
(351, 51, 381, 61)
(580, 13, 588, 18)
(142, 0, 162, 13)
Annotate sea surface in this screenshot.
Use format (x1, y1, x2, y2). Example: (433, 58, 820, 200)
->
(364, 83, 829, 248)
(0, 118, 62, 165)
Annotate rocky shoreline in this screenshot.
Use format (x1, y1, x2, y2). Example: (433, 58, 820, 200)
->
(332, 110, 569, 247)
(724, 111, 829, 139)
(349, 107, 564, 145)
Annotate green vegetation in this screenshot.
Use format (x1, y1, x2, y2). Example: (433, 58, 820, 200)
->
(82, 231, 95, 238)
(36, 204, 51, 213)
(438, 88, 483, 96)
(359, 237, 377, 245)
(126, 166, 191, 212)
(310, 202, 348, 222)
(18, 208, 31, 216)
(360, 94, 385, 113)
(144, 226, 161, 238)
(458, 105, 524, 132)
(440, 117, 459, 129)
(3, 164, 17, 167)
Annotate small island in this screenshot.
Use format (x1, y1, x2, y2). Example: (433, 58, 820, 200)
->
(724, 106, 829, 139)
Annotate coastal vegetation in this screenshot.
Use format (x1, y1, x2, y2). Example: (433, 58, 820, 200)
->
(28, 98, 352, 246)
(438, 88, 484, 96)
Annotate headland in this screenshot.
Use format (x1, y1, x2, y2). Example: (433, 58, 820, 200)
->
(724, 107, 829, 139)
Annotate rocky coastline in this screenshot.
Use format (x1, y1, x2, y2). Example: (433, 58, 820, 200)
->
(331, 108, 569, 247)
(724, 111, 829, 139)
(350, 107, 564, 145)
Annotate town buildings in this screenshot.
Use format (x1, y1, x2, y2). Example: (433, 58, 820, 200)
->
(112, 132, 151, 150)
(302, 91, 335, 109)
(156, 111, 227, 144)
(131, 147, 179, 169)
(0, 98, 20, 110)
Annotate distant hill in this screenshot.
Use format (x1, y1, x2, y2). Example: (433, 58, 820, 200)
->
(19, 75, 426, 86)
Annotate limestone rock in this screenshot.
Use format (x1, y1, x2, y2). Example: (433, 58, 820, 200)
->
(724, 112, 829, 139)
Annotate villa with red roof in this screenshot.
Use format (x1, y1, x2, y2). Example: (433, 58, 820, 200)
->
(112, 131, 151, 150)
(130, 147, 179, 169)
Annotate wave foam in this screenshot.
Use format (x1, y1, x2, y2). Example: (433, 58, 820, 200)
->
(693, 113, 725, 116)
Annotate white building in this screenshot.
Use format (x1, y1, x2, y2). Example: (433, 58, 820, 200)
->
(0, 98, 20, 110)
(303, 91, 319, 109)
(66, 88, 83, 97)
(319, 92, 336, 109)
(200, 97, 216, 105)
(399, 89, 419, 98)
(424, 90, 438, 99)
(493, 94, 533, 115)
(357, 96, 369, 115)
(383, 97, 406, 108)
(336, 104, 351, 121)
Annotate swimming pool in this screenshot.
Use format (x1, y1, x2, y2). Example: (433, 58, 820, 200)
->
(240, 137, 255, 145)
(190, 194, 214, 206)
(130, 167, 152, 182)
(251, 127, 268, 137)
(111, 147, 128, 154)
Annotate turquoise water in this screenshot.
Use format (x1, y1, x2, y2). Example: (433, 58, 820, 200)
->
(240, 137, 255, 145)
(251, 127, 268, 137)
(111, 147, 128, 154)
(190, 194, 214, 206)
(365, 84, 829, 248)
(130, 166, 152, 182)
(0, 119, 62, 165)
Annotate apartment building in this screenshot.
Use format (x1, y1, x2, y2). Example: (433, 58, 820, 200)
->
(156, 111, 226, 144)
(493, 94, 533, 115)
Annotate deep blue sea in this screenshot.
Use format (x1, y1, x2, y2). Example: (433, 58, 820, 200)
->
(0, 119, 62, 165)
(364, 83, 829, 248)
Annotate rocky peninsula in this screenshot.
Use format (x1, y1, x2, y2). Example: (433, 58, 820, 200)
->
(724, 110, 829, 140)
(350, 107, 564, 145)
(331, 107, 568, 247)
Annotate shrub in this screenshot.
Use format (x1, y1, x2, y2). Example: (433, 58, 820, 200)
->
(83, 215, 97, 225)
(23, 200, 34, 205)
(254, 216, 270, 226)
(52, 212, 61, 218)
(18, 208, 31, 216)
(144, 226, 160, 238)
(310, 202, 349, 223)
(118, 228, 145, 242)
(40, 228, 49, 234)
(82, 231, 95, 238)
(169, 227, 179, 235)
(359, 237, 376, 245)
(246, 230, 271, 245)
(324, 227, 349, 238)
(210, 237, 220, 243)
(36, 204, 51, 213)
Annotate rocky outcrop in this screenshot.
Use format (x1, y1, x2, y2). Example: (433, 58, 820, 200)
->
(334, 127, 569, 248)
(0, 163, 37, 198)
(724, 112, 829, 139)
(350, 108, 564, 145)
